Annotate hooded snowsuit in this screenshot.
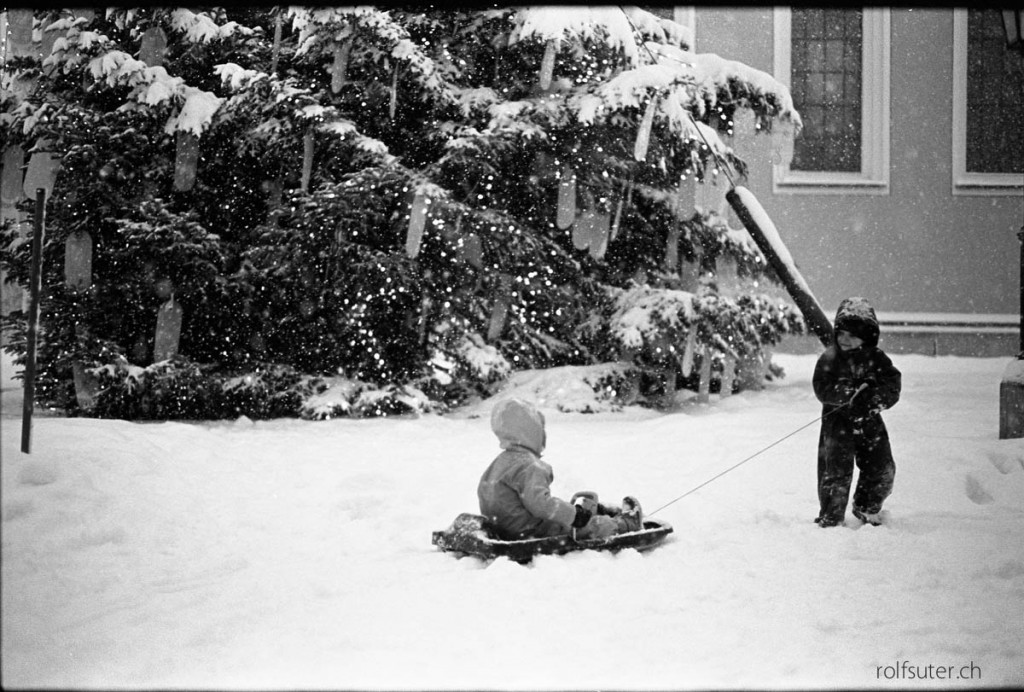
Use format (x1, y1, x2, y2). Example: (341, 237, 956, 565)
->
(478, 398, 637, 540)
(478, 399, 577, 539)
(813, 297, 901, 525)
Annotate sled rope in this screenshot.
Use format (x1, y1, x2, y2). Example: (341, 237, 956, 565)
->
(646, 400, 856, 518)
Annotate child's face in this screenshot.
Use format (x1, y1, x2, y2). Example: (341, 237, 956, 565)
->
(836, 330, 864, 352)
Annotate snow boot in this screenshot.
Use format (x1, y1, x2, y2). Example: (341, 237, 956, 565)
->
(814, 516, 843, 528)
(620, 496, 643, 532)
(852, 507, 883, 526)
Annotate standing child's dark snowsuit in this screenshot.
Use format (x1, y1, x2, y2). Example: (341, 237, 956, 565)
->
(813, 297, 901, 527)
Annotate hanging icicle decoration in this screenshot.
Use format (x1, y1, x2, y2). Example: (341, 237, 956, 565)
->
(406, 191, 429, 258)
(64, 230, 93, 292)
(771, 118, 796, 167)
(634, 96, 657, 161)
(697, 346, 712, 404)
(22, 141, 61, 201)
(719, 354, 737, 398)
(153, 295, 183, 362)
(139, 26, 167, 66)
(696, 173, 727, 217)
(271, 13, 283, 74)
(676, 174, 697, 221)
(556, 163, 576, 230)
(331, 39, 352, 94)
(572, 209, 594, 251)
(72, 362, 99, 410)
(389, 64, 399, 120)
(301, 129, 314, 192)
(610, 177, 629, 241)
(1, 147, 25, 204)
(679, 326, 697, 377)
(487, 274, 513, 342)
(462, 233, 483, 269)
(538, 39, 558, 90)
(664, 224, 681, 273)
(588, 212, 610, 260)
(173, 131, 199, 192)
(8, 9, 33, 58)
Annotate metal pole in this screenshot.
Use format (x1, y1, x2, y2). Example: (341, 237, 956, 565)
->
(21, 188, 45, 454)
(1018, 223, 1023, 358)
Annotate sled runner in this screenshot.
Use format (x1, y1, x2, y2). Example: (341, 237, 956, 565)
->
(432, 512, 673, 563)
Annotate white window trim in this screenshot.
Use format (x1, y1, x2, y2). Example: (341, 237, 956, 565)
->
(772, 7, 891, 195)
(951, 8, 1024, 196)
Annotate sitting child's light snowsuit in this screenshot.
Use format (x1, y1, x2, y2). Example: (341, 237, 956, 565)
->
(477, 398, 640, 540)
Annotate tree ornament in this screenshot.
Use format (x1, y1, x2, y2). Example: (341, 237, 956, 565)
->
(301, 129, 314, 192)
(271, 13, 283, 73)
(389, 65, 399, 120)
(731, 108, 757, 144)
(610, 178, 629, 241)
(696, 174, 727, 217)
(697, 346, 712, 403)
(22, 141, 61, 201)
(679, 326, 697, 377)
(461, 233, 483, 269)
(771, 119, 796, 167)
(556, 163, 576, 230)
(679, 252, 701, 293)
(589, 212, 610, 260)
(634, 96, 657, 161)
(64, 230, 93, 291)
(675, 175, 697, 221)
(719, 354, 737, 398)
(173, 131, 199, 191)
(664, 223, 681, 273)
(153, 296, 183, 362)
(572, 209, 594, 251)
(538, 39, 558, 90)
(8, 10, 33, 58)
(406, 191, 428, 258)
(139, 26, 167, 66)
(487, 274, 513, 342)
(72, 362, 99, 410)
(331, 39, 352, 93)
(1, 146, 25, 204)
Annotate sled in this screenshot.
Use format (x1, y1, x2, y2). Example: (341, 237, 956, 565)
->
(432, 512, 673, 563)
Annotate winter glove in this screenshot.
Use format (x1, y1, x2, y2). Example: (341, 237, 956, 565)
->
(572, 504, 593, 529)
(848, 386, 884, 421)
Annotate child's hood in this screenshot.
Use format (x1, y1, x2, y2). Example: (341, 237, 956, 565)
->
(490, 398, 546, 455)
(833, 296, 880, 349)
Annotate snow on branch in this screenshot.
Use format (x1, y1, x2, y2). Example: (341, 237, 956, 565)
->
(511, 6, 691, 63)
(169, 9, 254, 44)
(215, 63, 268, 91)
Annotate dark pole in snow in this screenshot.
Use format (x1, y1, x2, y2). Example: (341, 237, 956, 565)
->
(21, 189, 46, 454)
(726, 188, 834, 347)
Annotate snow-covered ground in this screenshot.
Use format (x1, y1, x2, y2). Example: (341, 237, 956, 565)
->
(2, 348, 1022, 690)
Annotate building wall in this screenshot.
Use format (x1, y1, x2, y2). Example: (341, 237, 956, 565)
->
(693, 7, 1022, 318)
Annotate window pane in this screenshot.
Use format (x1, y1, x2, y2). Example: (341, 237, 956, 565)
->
(965, 8, 1024, 174)
(790, 8, 863, 172)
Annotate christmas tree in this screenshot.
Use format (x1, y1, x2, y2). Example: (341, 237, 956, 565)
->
(1, 6, 805, 418)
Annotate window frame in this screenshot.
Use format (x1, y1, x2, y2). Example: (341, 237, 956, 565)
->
(772, 7, 891, 195)
(951, 8, 1024, 196)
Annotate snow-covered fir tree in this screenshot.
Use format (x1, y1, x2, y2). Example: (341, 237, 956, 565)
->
(0, 6, 805, 418)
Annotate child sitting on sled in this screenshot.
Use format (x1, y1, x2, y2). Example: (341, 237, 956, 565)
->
(478, 397, 643, 540)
